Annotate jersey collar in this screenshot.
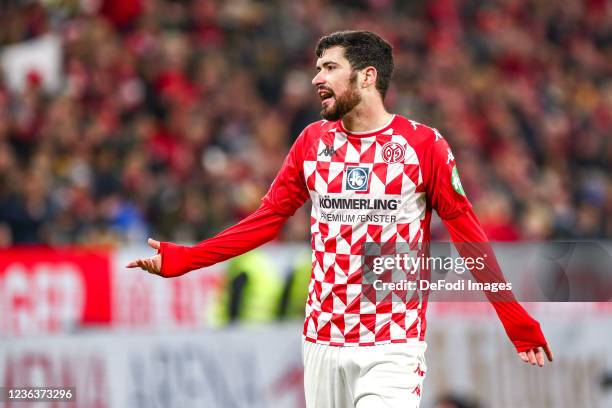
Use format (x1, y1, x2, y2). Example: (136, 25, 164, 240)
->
(337, 114, 396, 137)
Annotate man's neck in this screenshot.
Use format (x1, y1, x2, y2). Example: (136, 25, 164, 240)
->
(341, 101, 393, 133)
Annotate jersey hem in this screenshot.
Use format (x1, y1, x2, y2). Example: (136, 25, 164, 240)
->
(302, 334, 425, 348)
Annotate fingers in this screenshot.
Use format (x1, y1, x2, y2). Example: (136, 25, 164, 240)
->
(535, 348, 545, 367)
(143, 258, 159, 274)
(543, 344, 554, 362)
(519, 346, 553, 367)
(126, 238, 161, 272)
(527, 349, 537, 365)
(126, 259, 146, 269)
(142, 258, 152, 271)
(126, 258, 161, 275)
(148, 238, 161, 250)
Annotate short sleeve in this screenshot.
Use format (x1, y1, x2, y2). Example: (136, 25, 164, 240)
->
(425, 132, 471, 220)
(262, 131, 310, 216)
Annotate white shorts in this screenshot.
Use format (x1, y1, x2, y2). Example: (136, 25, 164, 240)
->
(302, 340, 427, 408)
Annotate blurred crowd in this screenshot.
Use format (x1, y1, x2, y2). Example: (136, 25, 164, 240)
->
(0, 0, 610, 246)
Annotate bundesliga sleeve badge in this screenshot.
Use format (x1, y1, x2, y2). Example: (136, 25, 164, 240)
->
(451, 165, 465, 195)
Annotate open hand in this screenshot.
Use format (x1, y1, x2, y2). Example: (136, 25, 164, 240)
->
(518, 344, 554, 367)
(126, 238, 162, 275)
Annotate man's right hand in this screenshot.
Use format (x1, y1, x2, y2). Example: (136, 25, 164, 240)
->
(126, 238, 162, 275)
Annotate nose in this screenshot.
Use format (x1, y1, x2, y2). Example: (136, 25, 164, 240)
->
(312, 71, 324, 87)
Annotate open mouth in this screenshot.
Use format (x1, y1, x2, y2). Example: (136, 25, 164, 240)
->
(318, 89, 334, 104)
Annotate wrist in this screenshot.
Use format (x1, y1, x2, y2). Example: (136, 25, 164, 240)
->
(159, 242, 191, 277)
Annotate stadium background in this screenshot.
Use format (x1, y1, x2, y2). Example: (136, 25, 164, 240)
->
(0, 0, 611, 407)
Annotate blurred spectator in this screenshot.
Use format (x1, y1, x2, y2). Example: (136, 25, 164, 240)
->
(0, 0, 610, 245)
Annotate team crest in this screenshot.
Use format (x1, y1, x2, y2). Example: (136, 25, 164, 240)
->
(346, 166, 369, 191)
(381, 142, 406, 164)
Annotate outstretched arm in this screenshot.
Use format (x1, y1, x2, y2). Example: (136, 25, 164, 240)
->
(127, 128, 312, 277)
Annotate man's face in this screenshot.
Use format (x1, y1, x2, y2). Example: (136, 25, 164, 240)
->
(312, 46, 362, 121)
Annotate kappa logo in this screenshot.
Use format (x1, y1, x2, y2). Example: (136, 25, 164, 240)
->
(318, 144, 336, 157)
(414, 363, 426, 377)
(433, 128, 443, 142)
(346, 166, 369, 191)
(446, 148, 455, 164)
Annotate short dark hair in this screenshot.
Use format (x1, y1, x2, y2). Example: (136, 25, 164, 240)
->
(315, 30, 394, 99)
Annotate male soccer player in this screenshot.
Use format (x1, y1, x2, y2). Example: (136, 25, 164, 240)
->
(128, 31, 553, 407)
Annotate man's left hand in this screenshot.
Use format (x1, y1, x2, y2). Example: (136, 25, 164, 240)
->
(518, 344, 554, 367)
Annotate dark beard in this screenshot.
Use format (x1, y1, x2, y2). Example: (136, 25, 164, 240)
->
(320, 73, 361, 121)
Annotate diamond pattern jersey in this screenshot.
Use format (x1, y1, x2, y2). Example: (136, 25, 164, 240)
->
(262, 115, 471, 346)
(158, 113, 547, 353)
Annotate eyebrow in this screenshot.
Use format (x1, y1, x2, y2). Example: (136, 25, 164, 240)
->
(316, 61, 339, 71)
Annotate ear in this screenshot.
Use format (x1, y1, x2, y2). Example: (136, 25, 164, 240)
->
(361, 66, 378, 89)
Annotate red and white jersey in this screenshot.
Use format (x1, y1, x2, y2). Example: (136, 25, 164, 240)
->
(161, 115, 545, 352)
(264, 115, 470, 346)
